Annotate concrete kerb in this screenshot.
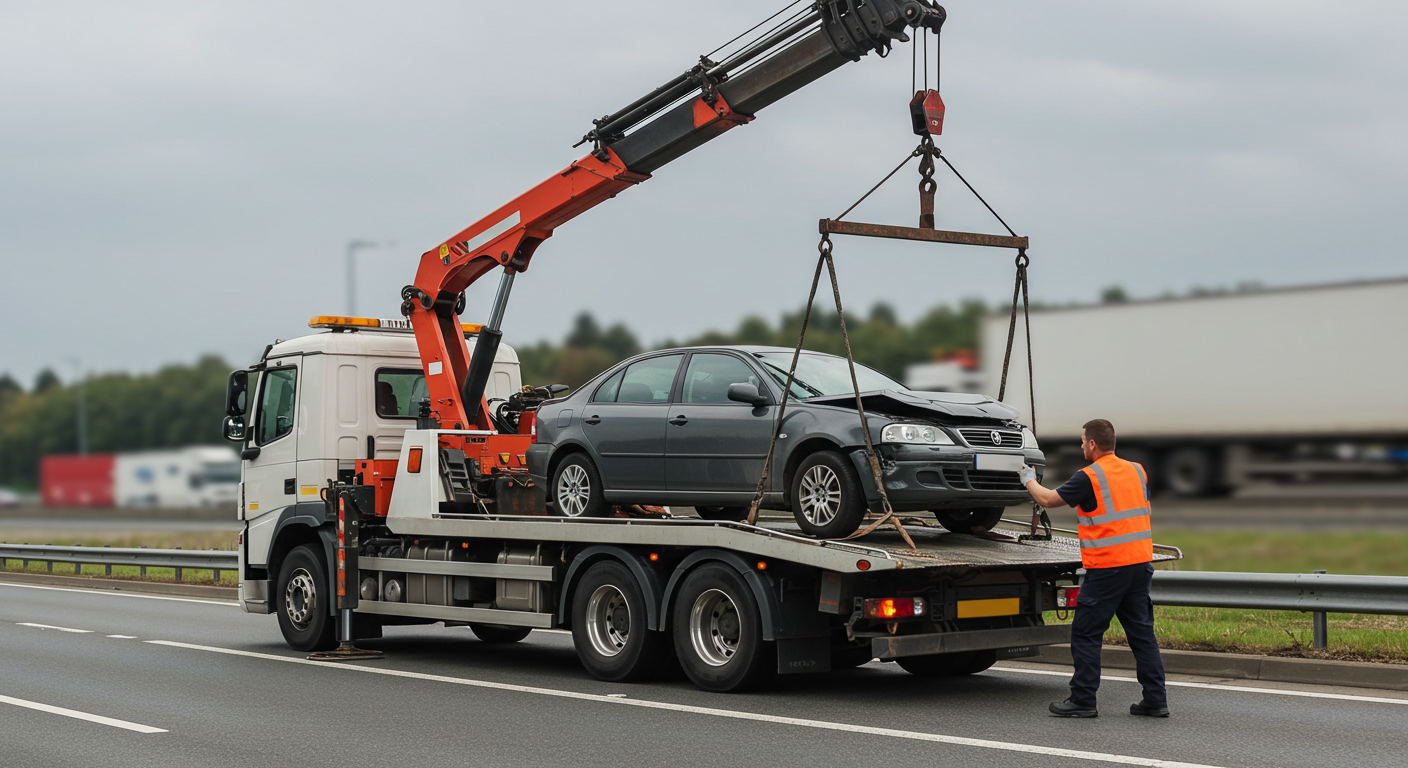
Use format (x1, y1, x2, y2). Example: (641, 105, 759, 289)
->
(1028, 643, 1408, 692)
(0, 570, 237, 600)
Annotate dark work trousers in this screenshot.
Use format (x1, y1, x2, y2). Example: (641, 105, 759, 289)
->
(1069, 561, 1166, 708)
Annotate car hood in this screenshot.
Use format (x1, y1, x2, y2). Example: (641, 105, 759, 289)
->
(801, 388, 1021, 422)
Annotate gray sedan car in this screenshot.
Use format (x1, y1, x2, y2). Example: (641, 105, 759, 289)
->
(525, 346, 1044, 539)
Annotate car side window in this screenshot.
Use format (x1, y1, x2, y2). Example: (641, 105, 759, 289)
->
(683, 354, 761, 404)
(375, 368, 427, 418)
(615, 355, 683, 403)
(591, 370, 624, 403)
(256, 367, 297, 445)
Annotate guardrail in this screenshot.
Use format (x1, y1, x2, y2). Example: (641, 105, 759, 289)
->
(0, 543, 237, 582)
(1150, 570, 1408, 649)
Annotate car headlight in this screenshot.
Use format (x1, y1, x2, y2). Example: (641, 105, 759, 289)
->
(881, 423, 955, 445)
(1022, 427, 1038, 449)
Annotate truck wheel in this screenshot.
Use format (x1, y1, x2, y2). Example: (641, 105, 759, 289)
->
(896, 649, 997, 677)
(933, 507, 1004, 535)
(571, 560, 670, 682)
(673, 564, 775, 692)
(1164, 448, 1213, 497)
(696, 506, 750, 522)
(470, 623, 532, 643)
(790, 451, 866, 538)
(552, 454, 608, 518)
(275, 544, 336, 652)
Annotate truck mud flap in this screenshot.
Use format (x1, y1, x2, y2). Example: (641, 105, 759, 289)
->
(871, 624, 1071, 660)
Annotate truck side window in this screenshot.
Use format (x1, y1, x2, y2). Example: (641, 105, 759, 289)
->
(256, 367, 298, 445)
(375, 368, 428, 418)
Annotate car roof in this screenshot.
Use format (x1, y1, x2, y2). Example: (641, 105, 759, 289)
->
(637, 345, 834, 356)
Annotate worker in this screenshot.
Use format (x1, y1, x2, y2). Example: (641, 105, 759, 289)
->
(1017, 419, 1168, 719)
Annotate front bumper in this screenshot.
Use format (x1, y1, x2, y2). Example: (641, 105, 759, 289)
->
(852, 445, 1045, 513)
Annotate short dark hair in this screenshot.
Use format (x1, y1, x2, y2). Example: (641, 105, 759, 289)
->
(1082, 419, 1116, 452)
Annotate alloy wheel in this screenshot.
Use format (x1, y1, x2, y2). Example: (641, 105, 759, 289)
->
(799, 465, 841, 526)
(557, 464, 591, 517)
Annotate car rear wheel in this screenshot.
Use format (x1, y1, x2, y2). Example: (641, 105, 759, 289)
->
(552, 453, 608, 518)
(790, 451, 866, 538)
(696, 506, 750, 522)
(896, 649, 997, 677)
(933, 507, 1005, 535)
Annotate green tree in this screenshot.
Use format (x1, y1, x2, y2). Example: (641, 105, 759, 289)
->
(33, 368, 60, 393)
(564, 312, 601, 348)
(1100, 285, 1129, 304)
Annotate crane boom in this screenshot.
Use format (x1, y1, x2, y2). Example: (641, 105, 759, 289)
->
(403, 1, 946, 434)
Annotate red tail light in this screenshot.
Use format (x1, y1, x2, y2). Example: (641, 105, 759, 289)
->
(862, 597, 926, 619)
(1057, 586, 1080, 608)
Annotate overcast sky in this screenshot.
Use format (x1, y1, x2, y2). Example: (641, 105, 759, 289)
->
(2, 1, 1404, 387)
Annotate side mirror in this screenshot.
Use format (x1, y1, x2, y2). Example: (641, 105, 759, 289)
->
(222, 415, 247, 442)
(225, 370, 249, 417)
(727, 382, 768, 407)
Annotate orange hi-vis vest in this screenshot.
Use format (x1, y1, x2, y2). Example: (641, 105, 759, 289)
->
(1077, 454, 1154, 569)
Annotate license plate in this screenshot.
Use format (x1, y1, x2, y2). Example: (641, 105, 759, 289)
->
(974, 453, 1024, 472)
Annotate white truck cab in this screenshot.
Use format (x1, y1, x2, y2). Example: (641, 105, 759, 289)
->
(225, 316, 521, 613)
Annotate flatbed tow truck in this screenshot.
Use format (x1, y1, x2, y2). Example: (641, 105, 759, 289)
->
(225, 2, 1181, 692)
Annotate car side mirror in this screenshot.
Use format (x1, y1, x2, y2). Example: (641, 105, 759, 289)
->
(222, 415, 247, 442)
(727, 382, 768, 407)
(226, 370, 249, 417)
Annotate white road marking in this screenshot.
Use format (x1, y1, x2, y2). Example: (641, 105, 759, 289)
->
(17, 622, 92, 633)
(0, 581, 237, 606)
(148, 640, 1224, 768)
(990, 666, 1408, 705)
(0, 694, 166, 734)
(107, 635, 138, 639)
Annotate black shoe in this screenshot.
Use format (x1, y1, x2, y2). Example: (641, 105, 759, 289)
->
(1129, 700, 1169, 717)
(1048, 699, 1098, 718)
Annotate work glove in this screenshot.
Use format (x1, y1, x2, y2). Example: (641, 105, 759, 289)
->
(1017, 465, 1037, 485)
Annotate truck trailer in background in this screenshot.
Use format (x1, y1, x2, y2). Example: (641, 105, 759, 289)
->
(40, 446, 240, 508)
(974, 278, 1408, 497)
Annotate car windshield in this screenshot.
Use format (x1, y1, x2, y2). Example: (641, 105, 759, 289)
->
(754, 353, 904, 399)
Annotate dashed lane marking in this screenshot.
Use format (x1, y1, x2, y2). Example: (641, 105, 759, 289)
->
(17, 622, 92, 633)
(990, 665, 1408, 705)
(0, 581, 237, 606)
(107, 635, 138, 639)
(0, 694, 166, 734)
(148, 640, 1224, 768)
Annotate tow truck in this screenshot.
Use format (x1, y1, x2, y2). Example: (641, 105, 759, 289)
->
(224, 2, 1179, 691)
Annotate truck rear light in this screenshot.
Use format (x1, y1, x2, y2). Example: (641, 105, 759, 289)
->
(1057, 586, 1080, 608)
(862, 597, 926, 619)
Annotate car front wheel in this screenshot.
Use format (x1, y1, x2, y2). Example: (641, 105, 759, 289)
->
(790, 451, 866, 538)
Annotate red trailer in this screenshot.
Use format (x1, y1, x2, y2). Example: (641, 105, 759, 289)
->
(40, 455, 115, 508)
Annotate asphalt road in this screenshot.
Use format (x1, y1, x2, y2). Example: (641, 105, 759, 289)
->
(2, 583, 1405, 768)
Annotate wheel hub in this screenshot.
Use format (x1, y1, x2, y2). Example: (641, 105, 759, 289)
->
(690, 588, 741, 667)
(799, 465, 841, 526)
(285, 568, 316, 629)
(557, 464, 590, 517)
(585, 584, 630, 657)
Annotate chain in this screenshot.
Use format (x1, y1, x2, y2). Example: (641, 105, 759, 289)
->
(917, 136, 937, 229)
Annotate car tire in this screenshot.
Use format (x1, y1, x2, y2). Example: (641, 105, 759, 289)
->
(551, 453, 609, 518)
(470, 623, 533, 643)
(275, 544, 336, 652)
(933, 507, 1005, 535)
(696, 506, 750, 522)
(789, 451, 867, 538)
(571, 560, 672, 682)
(672, 564, 775, 693)
(896, 649, 997, 677)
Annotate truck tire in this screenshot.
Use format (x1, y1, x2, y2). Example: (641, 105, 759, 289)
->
(1164, 447, 1213, 497)
(933, 507, 1004, 535)
(275, 544, 336, 652)
(672, 563, 775, 692)
(571, 560, 671, 682)
(470, 623, 533, 643)
(696, 506, 750, 522)
(790, 451, 866, 539)
(552, 453, 608, 518)
(896, 649, 997, 677)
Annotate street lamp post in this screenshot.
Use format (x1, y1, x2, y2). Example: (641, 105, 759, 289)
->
(67, 358, 86, 454)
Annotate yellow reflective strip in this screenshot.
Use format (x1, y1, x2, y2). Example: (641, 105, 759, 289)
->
(956, 597, 1021, 619)
(300, 486, 318, 496)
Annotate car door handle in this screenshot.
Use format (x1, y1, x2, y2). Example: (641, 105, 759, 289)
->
(584, 415, 601, 425)
(669, 416, 688, 426)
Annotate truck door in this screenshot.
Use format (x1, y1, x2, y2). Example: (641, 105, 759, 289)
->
(581, 354, 681, 492)
(243, 357, 301, 564)
(666, 352, 774, 499)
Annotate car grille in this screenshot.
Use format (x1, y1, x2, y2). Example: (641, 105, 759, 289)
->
(958, 428, 1023, 449)
(917, 466, 1026, 492)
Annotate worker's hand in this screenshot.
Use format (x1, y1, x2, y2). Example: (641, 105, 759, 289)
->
(1018, 465, 1037, 485)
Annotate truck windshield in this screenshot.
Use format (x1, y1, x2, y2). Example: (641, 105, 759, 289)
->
(754, 353, 903, 399)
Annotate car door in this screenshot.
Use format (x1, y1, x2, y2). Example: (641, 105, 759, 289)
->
(665, 352, 775, 499)
(242, 358, 300, 565)
(580, 354, 683, 492)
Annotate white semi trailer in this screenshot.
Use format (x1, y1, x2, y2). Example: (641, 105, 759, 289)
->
(980, 278, 1408, 496)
